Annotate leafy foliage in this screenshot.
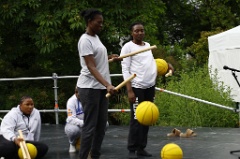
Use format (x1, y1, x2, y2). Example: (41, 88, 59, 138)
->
(155, 64, 238, 127)
(0, 0, 240, 127)
(186, 28, 225, 67)
(112, 64, 238, 127)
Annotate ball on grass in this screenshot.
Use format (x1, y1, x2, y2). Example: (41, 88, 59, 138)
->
(18, 143, 37, 159)
(161, 143, 183, 159)
(155, 59, 168, 76)
(136, 101, 159, 126)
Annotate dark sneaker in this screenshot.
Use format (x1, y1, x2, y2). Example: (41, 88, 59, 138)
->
(137, 149, 152, 157)
(129, 151, 138, 159)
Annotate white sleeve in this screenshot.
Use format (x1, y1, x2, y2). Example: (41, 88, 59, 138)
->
(0, 112, 17, 141)
(66, 97, 84, 127)
(78, 35, 93, 57)
(34, 110, 41, 141)
(120, 44, 132, 80)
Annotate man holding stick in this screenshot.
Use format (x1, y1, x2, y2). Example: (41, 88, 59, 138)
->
(120, 22, 173, 159)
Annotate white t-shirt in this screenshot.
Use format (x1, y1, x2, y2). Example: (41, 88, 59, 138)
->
(77, 33, 111, 89)
(120, 41, 157, 88)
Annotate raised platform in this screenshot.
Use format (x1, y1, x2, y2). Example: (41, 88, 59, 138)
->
(41, 124, 240, 159)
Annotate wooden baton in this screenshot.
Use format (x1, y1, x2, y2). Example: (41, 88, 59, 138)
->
(108, 45, 157, 62)
(106, 74, 136, 98)
(18, 130, 31, 159)
(165, 69, 173, 77)
(19, 138, 28, 159)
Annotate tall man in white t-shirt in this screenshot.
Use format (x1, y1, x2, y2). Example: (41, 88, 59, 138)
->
(121, 22, 157, 159)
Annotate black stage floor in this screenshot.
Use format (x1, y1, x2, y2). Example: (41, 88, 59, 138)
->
(41, 124, 240, 159)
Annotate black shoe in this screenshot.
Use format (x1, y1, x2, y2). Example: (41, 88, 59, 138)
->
(137, 149, 152, 157)
(129, 151, 138, 159)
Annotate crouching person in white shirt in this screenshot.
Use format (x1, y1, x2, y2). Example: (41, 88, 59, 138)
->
(65, 87, 109, 153)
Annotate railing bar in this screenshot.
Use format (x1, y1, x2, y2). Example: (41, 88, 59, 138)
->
(0, 74, 123, 81)
(0, 109, 131, 113)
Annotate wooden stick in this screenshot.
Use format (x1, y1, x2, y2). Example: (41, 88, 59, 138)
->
(18, 130, 31, 159)
(165, 69, 172, 77)
(18, 136, 28, 159)
(108, 45, 157, 62)
(106, 74, 136, 98)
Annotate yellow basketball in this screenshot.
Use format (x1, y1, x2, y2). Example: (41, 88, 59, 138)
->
(18, 143, 38, 159)
(161, 143, 183, 159)
(136, 101, 159, 126)
(155, 59, 168, 76)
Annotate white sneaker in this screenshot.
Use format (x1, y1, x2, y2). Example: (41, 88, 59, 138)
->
(69, 144, 76, 153)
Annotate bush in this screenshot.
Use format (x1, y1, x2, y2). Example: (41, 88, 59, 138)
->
(155, 64, 238, 127)
(111, 64, 238, 127)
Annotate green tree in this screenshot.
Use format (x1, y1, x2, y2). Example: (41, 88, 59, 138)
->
(0, 0, 166, 124)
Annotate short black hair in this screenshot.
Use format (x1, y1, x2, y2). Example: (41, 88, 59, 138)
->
(19, 96, 32, 104)
(129, 22, 144, 31)
(80, 8, 102, 24)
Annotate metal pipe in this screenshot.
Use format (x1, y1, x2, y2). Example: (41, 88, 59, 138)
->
(155, 87, 237, 112)
(52, 73, 59, 125)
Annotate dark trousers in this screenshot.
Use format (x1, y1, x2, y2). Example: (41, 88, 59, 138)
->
(127, 86, 155, 151)
(0, 135, 48, 159)
(78, 88, 108, 159)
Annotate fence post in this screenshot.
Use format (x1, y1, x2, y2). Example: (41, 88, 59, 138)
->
(52, 73, 59, 125)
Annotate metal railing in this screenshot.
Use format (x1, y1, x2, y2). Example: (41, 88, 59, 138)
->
(0, 73, 130, 124)
(1, 73, 238, 125)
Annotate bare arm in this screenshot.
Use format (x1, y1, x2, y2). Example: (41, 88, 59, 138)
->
(126, 82, 135, 103)
(84, 55, 117, 95)
(108, 54, 123, 62)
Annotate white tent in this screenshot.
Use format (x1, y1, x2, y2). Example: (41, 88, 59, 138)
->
(208, 25, 240, 102)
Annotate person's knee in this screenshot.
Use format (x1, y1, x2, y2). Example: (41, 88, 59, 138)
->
(36, 143, 48, 158)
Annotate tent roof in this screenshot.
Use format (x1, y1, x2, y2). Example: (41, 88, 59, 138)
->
(208, 25, 240, 52)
